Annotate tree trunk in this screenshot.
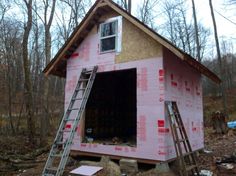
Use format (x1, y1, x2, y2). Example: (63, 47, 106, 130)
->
(22, 0, 35, 143)
(128, 0, 131, 13)
(181, 10, 191, 55)
(41, 0, 56, 145)
(192, 0, 201, 62)
(7, 59, 15, 134)
(41, 29, 51, 145)
(209, 0, 228, 115)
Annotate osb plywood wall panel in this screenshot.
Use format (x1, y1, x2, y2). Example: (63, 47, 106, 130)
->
(115, 18, 162, 63)
(99, 11, 119, 22)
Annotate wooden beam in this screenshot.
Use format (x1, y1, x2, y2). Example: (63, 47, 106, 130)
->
(97, 2, 107, 8)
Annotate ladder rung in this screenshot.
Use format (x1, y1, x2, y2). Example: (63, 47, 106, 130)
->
(83, 70, 92, 73)
(46, 167, 58, 172)
(76, 88, 86, 91)
(51, 153, 63, 157)
(62, 129, 71, 133)
(186, 165, 197, 171)
(55, 141, 65, 145)
(78, 79, 89, 82)
(64, 118, 75, 122)
(183, 151, 194, 156)
(177, 139, 187, 143)
(72, 98, 82, 101)
(68, 108, 79, 111)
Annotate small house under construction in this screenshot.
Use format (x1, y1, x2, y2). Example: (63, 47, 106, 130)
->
(44, 0, 220, 163)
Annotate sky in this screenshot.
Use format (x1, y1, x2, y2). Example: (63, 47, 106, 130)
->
(195, 0, 236, 37)
(5, 0, 236, 58)
(131, 0, 236, 56)
(190, 0, 236, 55)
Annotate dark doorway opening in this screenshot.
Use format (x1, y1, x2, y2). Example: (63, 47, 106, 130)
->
(83, 68, 137, 146)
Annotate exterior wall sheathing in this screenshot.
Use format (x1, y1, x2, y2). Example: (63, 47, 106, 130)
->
(63, 13, 204, 162)
(163, 48, 204, 160)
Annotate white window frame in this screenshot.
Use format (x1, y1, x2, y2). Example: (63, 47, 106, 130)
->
(99, 16, 122, 54)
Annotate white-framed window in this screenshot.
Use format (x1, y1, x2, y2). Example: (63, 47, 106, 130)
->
(99, 16, 122, 53)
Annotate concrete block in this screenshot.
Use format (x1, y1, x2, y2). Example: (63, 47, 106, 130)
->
(155, 162, 170, 173)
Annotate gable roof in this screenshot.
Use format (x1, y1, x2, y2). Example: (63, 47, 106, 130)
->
(43, 0, 221, 84)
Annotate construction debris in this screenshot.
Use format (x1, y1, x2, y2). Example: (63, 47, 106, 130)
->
(70, 165, 103, 176)
(197, 170, 213, 176)
(227, 121, 236, 129)
(215, 155, 236, 164)
(203, 149, 213, 154)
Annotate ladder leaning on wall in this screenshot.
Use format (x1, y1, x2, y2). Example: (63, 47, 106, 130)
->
(165, 101, 200, 176)
(42, 66, 98, 176)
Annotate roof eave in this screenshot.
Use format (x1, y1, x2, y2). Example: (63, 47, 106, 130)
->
(43, 0, 221, 84)
(43, 0, 105, 77)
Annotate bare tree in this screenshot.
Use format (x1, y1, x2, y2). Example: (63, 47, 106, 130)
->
(137, 0, 159, 29)
(162, 1, 178, 44)
(59, 0, 91, 27)
(160, 0, 210, 60)
(209, 0, 227, 115)
(0, 1, 10, 23)
(22, 0, 35, 143)
(115, 0, 132, 13)
(40, 0, 57, 145)
(55, 0, 91, 46)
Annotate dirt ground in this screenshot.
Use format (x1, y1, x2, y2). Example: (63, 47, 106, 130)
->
(0, 128, 236, 176)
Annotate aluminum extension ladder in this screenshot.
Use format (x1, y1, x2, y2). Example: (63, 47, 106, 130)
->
(165, 101, 200, 176)
(42, 66, 98, 176)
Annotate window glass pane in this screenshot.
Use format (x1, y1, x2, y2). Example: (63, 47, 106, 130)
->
(101, 37, 116, 52)
(101, 21, 117, 37)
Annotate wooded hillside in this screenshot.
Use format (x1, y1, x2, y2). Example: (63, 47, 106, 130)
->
(0, 0, 235, 151)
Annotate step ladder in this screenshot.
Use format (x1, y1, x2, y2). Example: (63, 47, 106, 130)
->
(42, 66, 98, 176)
(165, 101, 200, 176)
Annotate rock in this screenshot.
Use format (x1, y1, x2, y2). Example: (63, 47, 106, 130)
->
(119, 158, 138, 175)
(100, 156, 110, 167)
(98, 156, 121, 176)
(104, 160, 121, 176)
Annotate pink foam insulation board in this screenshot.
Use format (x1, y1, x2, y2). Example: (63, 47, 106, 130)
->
(63, 25, 204, 162)
(163, 48, 203, 160)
